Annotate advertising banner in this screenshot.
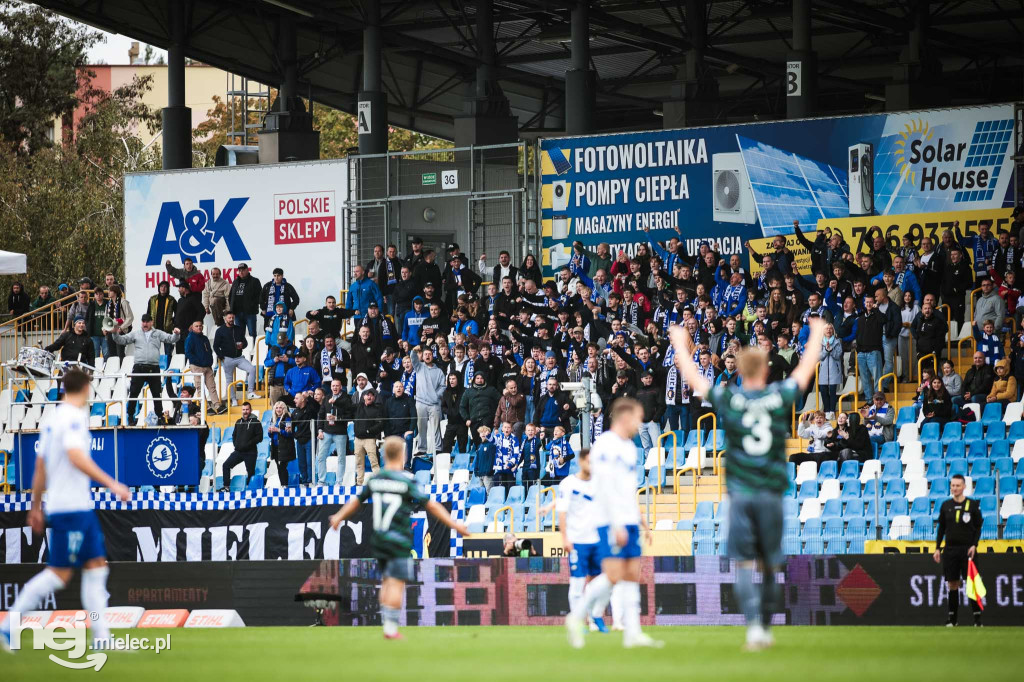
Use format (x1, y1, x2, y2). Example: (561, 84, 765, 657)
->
(864, 539, 1024, 554)
(539, 104, 1015, 272)
(124, 160, 349, 319)
(11, 428, 202, 489)
(5, 554, 1020, 627)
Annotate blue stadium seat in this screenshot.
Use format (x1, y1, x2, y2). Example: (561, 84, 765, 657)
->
(1009, 421, 1024, 442)
(887, 497, 909, 518)
(964, 421, 984, 442)
(923, 442, 944, 461)
(919, 422, 941, 444)
(714, 498, 730, 526)
(415, 470, 431, 487)
(324, 472, 337, 486)
(452, 453, 471, 470)
(524, 485, 540, 506)
(636, 465, 647, 488)
(840, 480, 861, 503)
(675, 519, 693, 531)
(645, 467, 665, 489)
(945, 441, 965, 460)
(884, 479, 906, 500)
(981, 402, 1003, 426)
(823, 517, 844, 541)
(896, 406, 918, 428)
(993, 458, 1014, 478)
(880, 442, 900, 461)
(845, 516, 868, 537)
(693, 519, 716, 543)
(486, 485, 507, 505)
(986, 422, 1006, 443)
(467, 487, 486, 507)
(947, 458, 968, 478)
(940, 422, 962, 445)
(990, 440, 1010, 460)
(222, 426, 234, 442)
(214, 476, 223, 490)
(248, 474, 265, 490)
(1017, 460, 1024, 481)
(839, 460, 860, 483)
(787, 461, 796, 481)
(803, 537, 825, 554)
(980, 516, 998, 540)
(911, 514, 934, 540)
(967, 440, 989, 460)
(998, 475, 1018, 497)
(201, 460, 214, 476)
(255, 459, 267, 476)
(847, 535, 866, 553)
(979, 495, 998, 518)
(969, 461, 990, 479)
(797, 481, 818, 500)
(821, 498, 843, 521)
(800, 518, 822, 539)
(506, 485, 525, 504)
(1005, 514, 1024, 540)
(468, 522, 485, 534)
(910, 496, 931, 516)
(929, 477, 950, 499)
(881, 460, 902, 481)
(693, 501, 715, 521)
(782, 536, 802, 556)
(925, 460, 945, 480)
(783, 498, 799, 518)
(970, 473, 995, 493)
(844, 499, 865, 518)
(817, 460, 838, 482)
(824, 538, 846, 555)
(863, 478, 880, 500)
(229, 475, 246, 492)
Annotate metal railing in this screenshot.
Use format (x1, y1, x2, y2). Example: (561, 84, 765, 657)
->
(492, 504, 514, 533)
(636, 484, 657, 528)
(696, 412, 720, 475)
(0, 289, 90, 388)
(537, 485, 557, 531)
(969, 286, 983, 324)
(655, 430, 678, 495)
(957, 335, 977, 360)
(917, 353, 937, 385)
(673, 466, 699, 523)
(935, 303, 952, 361)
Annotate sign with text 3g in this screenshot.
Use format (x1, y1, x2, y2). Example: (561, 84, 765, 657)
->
(441, 169, 459, 190)
(274, 191, 337, 245)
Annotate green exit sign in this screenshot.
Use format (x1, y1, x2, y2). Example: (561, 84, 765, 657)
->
(422, 172, 437, 185)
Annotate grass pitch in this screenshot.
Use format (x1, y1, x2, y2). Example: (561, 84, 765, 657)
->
(4, 625, 1020, 681)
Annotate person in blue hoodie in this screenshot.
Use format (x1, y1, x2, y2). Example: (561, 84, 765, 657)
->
(264, 331, 297, 406)
(183, 319, 225, 414)
(402, 296, 428, 345)
(474, 425, 497, 491)
(265, 301, 295, 346)
(492, 421, 521, 487)
(346, 264, 383, 322)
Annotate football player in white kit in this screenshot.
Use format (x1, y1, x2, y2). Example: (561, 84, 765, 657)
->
(1, 370, 130, 651)
(556, 448, 609, 633)
(565, 397, 661, 649)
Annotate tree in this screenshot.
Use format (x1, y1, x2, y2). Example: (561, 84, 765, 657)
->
(0, 0, 99, 153)
(192, 93, 449, 166)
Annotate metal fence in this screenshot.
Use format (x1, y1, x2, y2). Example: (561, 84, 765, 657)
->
(344, 142, 537, 286)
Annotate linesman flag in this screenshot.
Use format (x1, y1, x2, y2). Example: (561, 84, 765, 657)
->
(966, 558, 987, 610)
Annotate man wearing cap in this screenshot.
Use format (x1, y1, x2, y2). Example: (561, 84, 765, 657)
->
(345, 264, 383, 323)
(443, 252, 482, 312)
(405, 235, 425, 270)
(46, 317, 96, 367)
(420, 280, 448, 318)
(228, 263, 262, 339)
(414, 248, 443, 292)
(108, 314, 180, 425)
(63, 290, 91, 332)
(284, 353, 319, 404)
(264, 331, 297, 406)
(360, 301, 396, 346)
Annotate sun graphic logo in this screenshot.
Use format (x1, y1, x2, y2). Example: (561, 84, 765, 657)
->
(146, 436, 179, 479)
(893, 118, 933, 188)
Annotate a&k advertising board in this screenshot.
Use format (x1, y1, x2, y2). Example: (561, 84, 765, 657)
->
(124, 160, 349, 319)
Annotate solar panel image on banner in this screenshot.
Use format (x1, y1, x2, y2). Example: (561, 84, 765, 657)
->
(736, 135, 849, 236)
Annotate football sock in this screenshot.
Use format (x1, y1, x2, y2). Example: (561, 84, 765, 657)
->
(568, 577, 586, 617)
(969, 598, 981, 619)
(735, 564, 762, 628)
(381, 606, 400, 636)
(621, 581, 642, 638)
(575, 574, 611, 620)
(609, 583, 624, 626)
(947, 588, 959, 625)
(81, 566, 111, 643)
(760, 565, 781, 631)
(3, 569, 66, 633)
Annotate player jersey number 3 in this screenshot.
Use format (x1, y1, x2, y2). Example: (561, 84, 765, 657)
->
(372, 492, 403, 531)
(741, 410, 772, 456)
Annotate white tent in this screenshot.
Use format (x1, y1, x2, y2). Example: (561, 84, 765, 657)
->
(0, 250, 27, 275)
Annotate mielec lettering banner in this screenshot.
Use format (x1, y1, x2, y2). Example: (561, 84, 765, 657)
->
(539, 104, 1015, 273)
(124, 160, 348, 319)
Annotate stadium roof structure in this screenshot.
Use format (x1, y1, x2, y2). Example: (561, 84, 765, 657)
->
(32, 0, 1024, 140)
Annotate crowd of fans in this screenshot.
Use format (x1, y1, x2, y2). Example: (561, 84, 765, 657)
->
(7, 213, 1024, 491)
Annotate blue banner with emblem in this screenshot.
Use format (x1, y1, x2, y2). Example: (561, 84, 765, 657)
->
(13, 428, 202, 488)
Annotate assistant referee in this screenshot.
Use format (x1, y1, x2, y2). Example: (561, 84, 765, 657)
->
(932, 474, 983, 626)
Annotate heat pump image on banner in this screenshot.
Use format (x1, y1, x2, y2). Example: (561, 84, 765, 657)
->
(848, 142, 874, 216)
(712, 152, 757, 224)
(552, 180, 570, 212)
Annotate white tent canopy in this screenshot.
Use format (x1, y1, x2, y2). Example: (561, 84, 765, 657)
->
(0, 250, 27, 275)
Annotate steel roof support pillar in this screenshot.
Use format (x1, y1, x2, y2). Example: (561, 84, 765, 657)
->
(162, 0, 192, 169)
(786, 0, 816, 119)
(565, 0, 596, 135)
(885, 0, 945, 111)
(359, 0, 388, 154)
(662, 0, 717, 128)
(454, 0, 519, 146)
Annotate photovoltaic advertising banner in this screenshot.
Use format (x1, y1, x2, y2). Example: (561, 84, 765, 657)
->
(539, 104, 1015, 272)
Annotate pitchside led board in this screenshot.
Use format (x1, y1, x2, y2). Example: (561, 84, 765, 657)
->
(124, 160, 349, 320)
(540, 104, 1017, 275)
